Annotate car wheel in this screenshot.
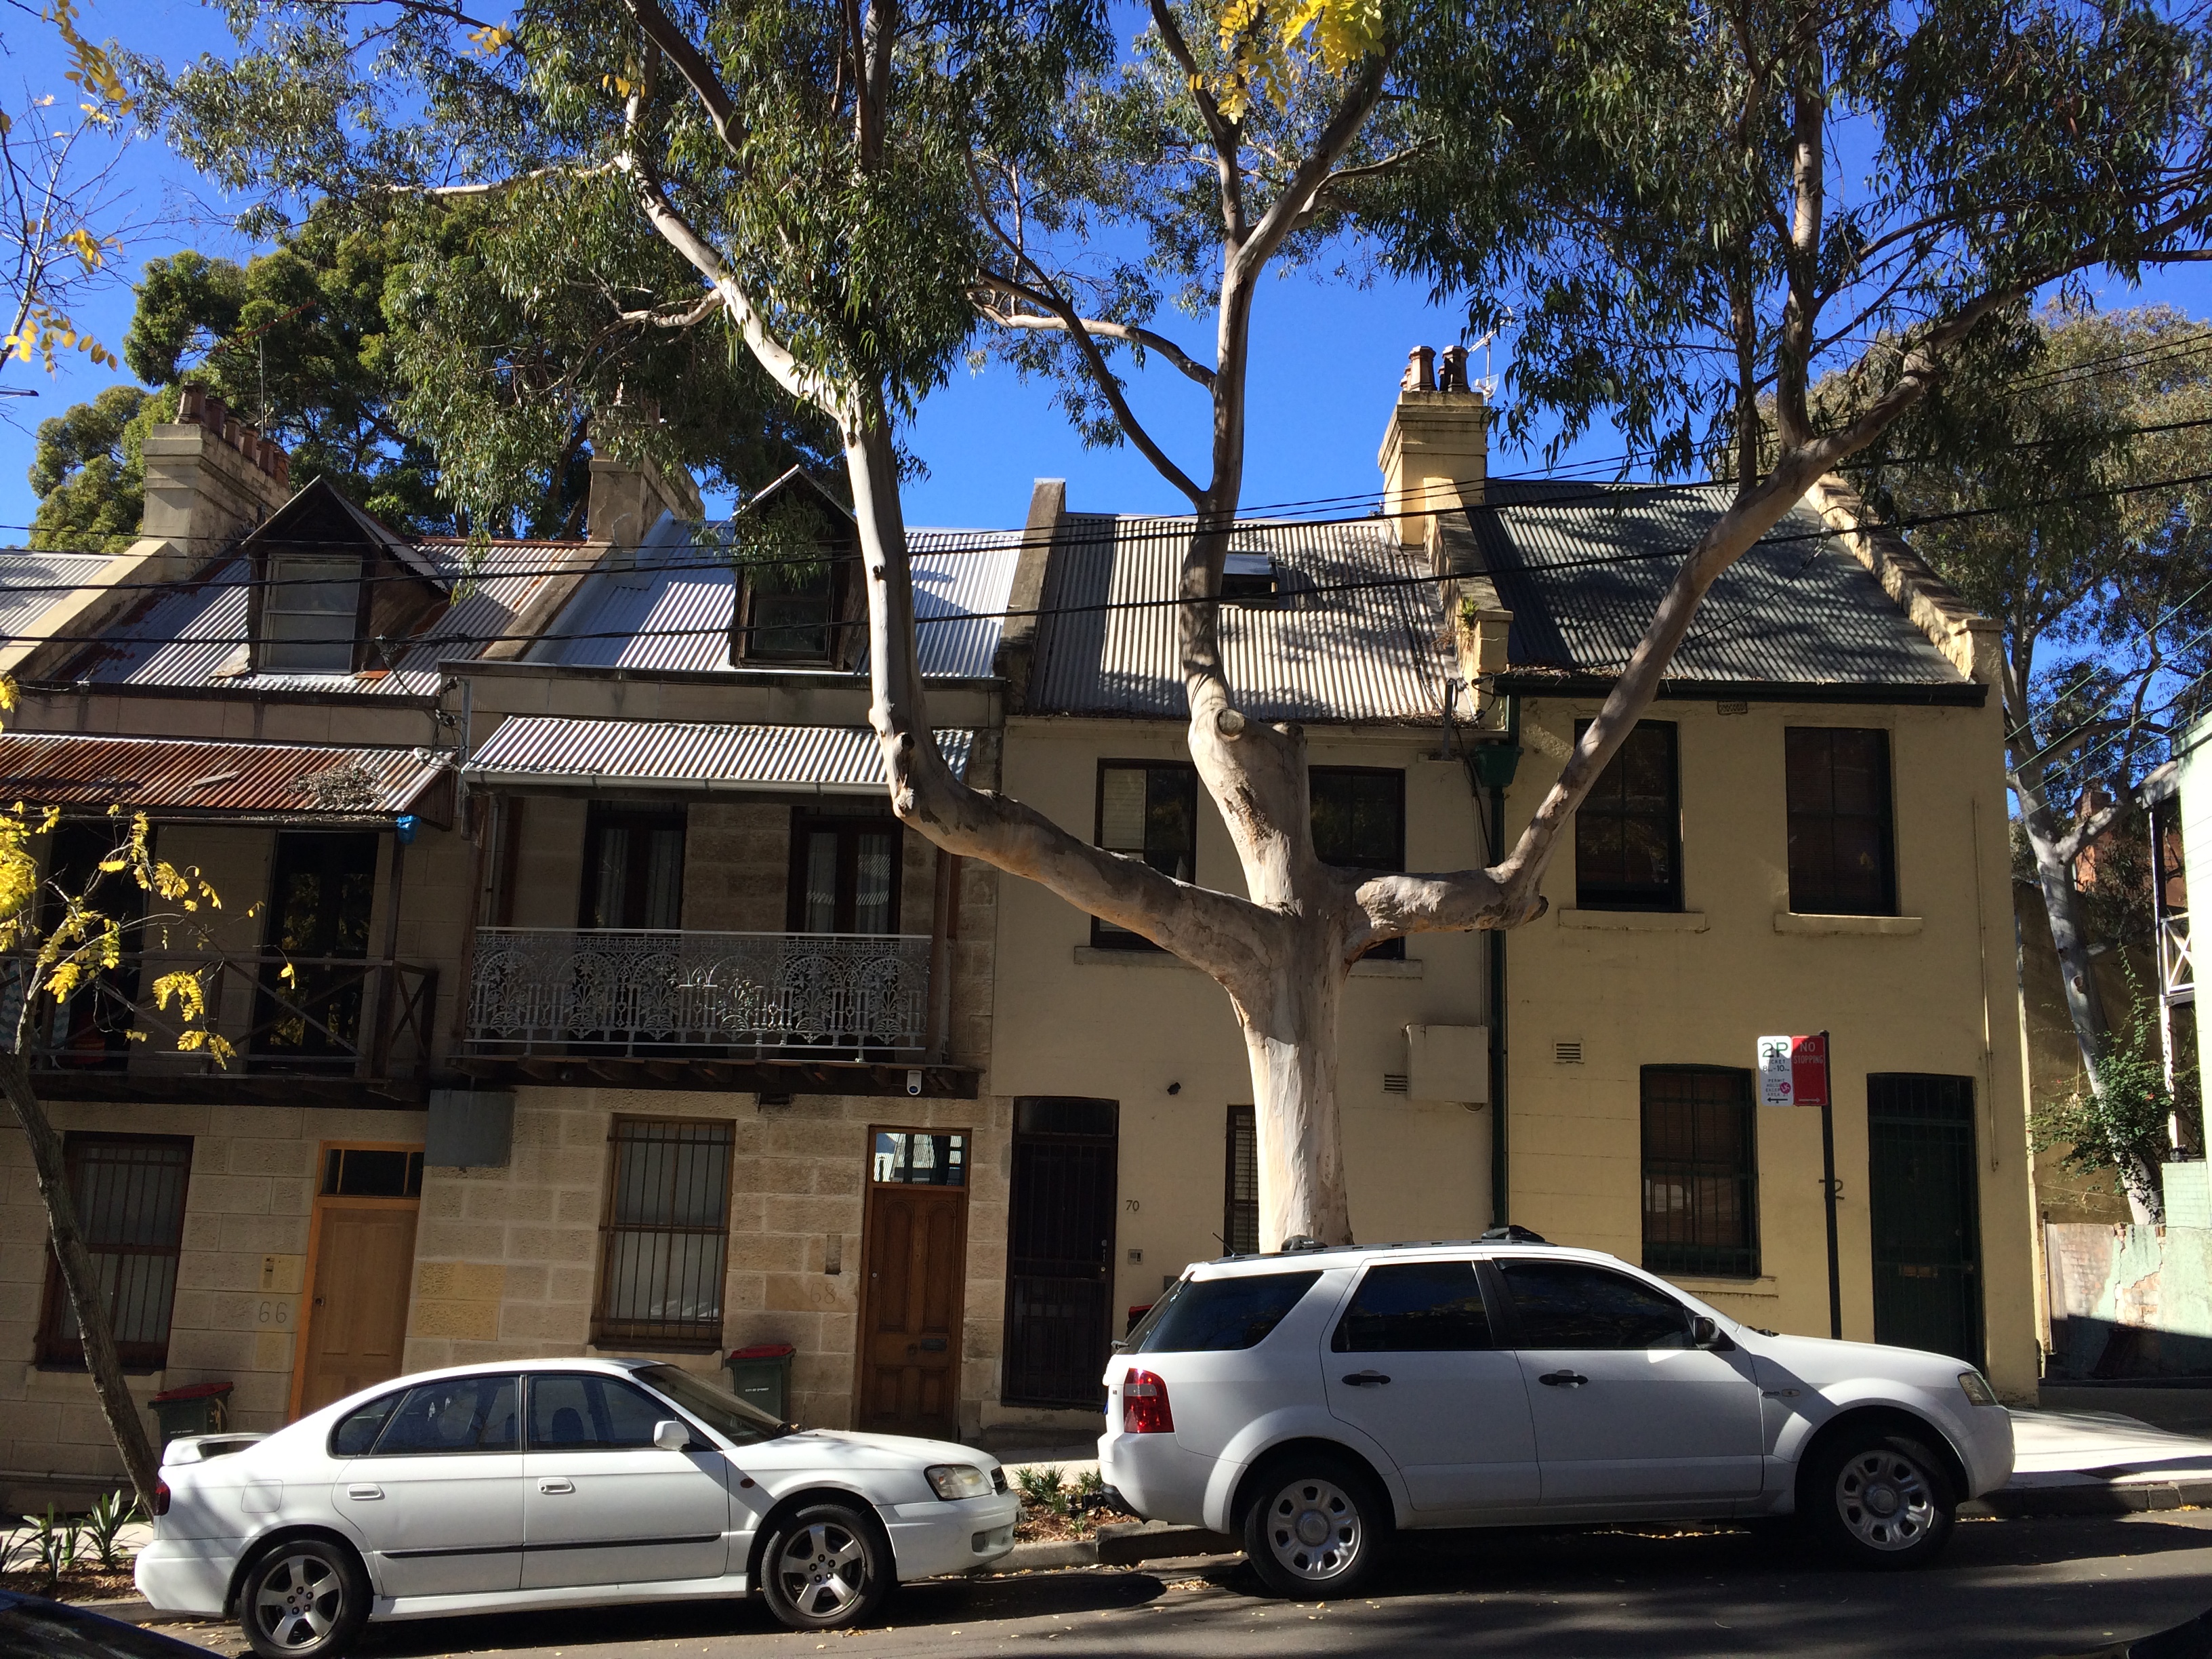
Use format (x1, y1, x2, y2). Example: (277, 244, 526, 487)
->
(239, 1536, 369, 1658)
(759, 1502, 891, 1631)
(1240, 1453, 1389, 1599)
(1803, 1428, 1956, 1568)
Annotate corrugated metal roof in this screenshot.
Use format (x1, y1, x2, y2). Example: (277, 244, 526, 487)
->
(0, 731, 445, 813)
(1029, 514, 1450, 724)
(464, 716, 975, 793)
(1469, 480, 1967, 688)
(531, 516, 1021, 678)
(0, 549, 119, 646)
(62, 540, 574, 695)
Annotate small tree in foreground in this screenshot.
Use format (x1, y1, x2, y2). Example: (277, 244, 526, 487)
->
(150, 0, 2212, 1248)
(2032, 980, 2190, 1220)
(1, 682, 234, 1507)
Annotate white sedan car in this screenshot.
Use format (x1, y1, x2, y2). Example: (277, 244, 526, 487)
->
(136, 1357, 1018, 1657)
(1101, 1239, 2015, 1597)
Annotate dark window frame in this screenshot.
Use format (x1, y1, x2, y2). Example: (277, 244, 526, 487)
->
(1785, 726, 1900, 916)
(591, 1118, 736, 1353)
(1091, 760, 1200, 951)
(1310, 766, 1407, 959)
(1224, 1105, 1258, 1256)
(1574, 719, 1683, 912)
(579, 802, 689, 932)
(786, 813, 905, 935)
(1639, 1065, 1761, 1279)
(35, 1132, 194, 1371)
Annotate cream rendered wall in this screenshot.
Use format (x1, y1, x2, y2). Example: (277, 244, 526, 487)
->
(1502, 694, 2038, 1395)
(991, 719, 1495, 1336)
(510, 798, 588, 928)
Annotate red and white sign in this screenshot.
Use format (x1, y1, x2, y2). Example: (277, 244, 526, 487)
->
(1757, 1033, 1829, 1107)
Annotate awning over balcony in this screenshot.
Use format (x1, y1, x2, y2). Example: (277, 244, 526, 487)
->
(463, 716, 975, 795)
(0, 730, 451, 819)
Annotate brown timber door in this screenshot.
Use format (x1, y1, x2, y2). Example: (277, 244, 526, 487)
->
(857, 1129, 969, 1437)
(292, 1145, 424, 1418)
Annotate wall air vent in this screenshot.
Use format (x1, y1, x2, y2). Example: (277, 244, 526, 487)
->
(1553, 1040, 1584, 1065)
(1382, 1073, 1410, 1094)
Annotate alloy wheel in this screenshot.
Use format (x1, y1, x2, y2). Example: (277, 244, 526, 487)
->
(1833, 1446, 1938, 1551)
(774, 1519, 870, 1619)
(1261, 1476, 1364, 1583)
(251, 1551, 345, 1649)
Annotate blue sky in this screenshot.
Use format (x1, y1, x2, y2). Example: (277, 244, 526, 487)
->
(6, 0, 2212, 543)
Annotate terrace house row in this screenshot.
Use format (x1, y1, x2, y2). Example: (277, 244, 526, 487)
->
(0, 365, 2039, 1500)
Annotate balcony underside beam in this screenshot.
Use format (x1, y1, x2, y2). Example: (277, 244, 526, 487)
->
(451, 1055, 981, 1099)
(24, 1073, 430, 1109)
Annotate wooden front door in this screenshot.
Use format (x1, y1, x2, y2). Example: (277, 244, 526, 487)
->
(292, 1145, 424, 1418)
(857, 1129, 968, 1437)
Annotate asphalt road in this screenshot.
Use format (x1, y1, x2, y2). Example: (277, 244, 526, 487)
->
(146, 1510, 2212, 1659)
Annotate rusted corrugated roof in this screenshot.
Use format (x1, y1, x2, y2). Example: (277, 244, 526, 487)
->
(0, 731, 447, 814)
(1466, 480, 1969, 689)
(534, 516, 1021, 678)
(1029, 514, 1450, 724)
(463, 716, 973, 793)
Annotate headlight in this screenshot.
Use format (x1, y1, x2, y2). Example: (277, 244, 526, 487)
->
(925, 1463, 994, 1501)
(1958, 1370, 1999, 1408)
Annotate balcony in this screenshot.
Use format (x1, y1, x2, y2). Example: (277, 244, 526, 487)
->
(5, 953, 440, 1106)
(2163, 913, 2194, 1005)
(458, 928, 972, 1097)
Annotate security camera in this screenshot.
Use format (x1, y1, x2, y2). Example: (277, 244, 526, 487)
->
(905, 1069, 924, 1097)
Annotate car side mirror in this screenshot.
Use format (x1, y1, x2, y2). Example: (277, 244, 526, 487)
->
(1692, 1315, 1736, 1352)
(653, 1419, 691, 1452)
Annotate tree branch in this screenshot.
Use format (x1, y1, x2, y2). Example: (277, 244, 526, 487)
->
(972, 272, 1216, 388)
(1147, 0, 1245, 239)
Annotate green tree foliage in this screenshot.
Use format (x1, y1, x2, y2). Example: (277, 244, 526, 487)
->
(28, 201, 834, 548)
(2032, 978, 2188, 1217)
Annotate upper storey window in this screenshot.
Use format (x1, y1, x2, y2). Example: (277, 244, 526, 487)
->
(261, 554, 362, 672)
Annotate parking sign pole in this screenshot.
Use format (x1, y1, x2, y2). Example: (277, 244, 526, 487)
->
(1820, 1029, 1841, 1340)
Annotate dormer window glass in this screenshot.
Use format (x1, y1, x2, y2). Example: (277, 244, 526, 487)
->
(1221, 550, 1276, 602)
(262, 555, 360, 672)
(744, 562, 836, 662)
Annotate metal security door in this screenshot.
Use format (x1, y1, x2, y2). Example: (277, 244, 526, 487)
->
(1867, 1074, 1984, 1366)
(1002, 1098, 1118, 1408)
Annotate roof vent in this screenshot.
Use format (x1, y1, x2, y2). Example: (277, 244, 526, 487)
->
(1553, 1040, 1583, 1065)
(1221, 550, 1276, 603)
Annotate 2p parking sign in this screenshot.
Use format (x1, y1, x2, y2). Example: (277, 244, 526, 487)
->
(1757, 1033, 1828, 1107)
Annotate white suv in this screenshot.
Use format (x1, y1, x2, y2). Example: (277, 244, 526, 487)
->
(1098, 1237, 2013, 1597)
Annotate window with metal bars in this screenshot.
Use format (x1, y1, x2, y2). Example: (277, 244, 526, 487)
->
(592, 1120, 735, 1351)
(1224, 1106, 1258, 1255)
(1639, 1067, 1759, 1279)
(36, 1133, 194, 1370)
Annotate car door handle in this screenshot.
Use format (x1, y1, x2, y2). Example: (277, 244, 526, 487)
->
(1340, 1370, 1391, 1387)
(537, 1478, 575, 1494)
(344, 1484, 382, 1501)
(1538, 1370, 1589, 1388)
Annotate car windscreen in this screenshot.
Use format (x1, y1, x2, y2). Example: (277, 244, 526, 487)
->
(1124, 1271, 1322, 1353)
(636, 1363, 795, 1445)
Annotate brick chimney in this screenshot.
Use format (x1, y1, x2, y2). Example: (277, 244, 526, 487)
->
(138, 386, 294, 579)
(1378, 345, 1490, 548)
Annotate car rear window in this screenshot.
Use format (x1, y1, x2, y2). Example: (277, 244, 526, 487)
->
(1126, 1271, 1322, 1353)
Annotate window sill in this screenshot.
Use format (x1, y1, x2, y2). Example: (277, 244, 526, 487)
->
(1071, 946, 1423, 978)
(1773, 912, 1923, 937)
(1559, 909, 1708, 933)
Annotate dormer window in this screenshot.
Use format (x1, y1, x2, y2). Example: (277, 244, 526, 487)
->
(262, 554, 362, 672)
(743, 562, 838, 662)
(1222, 550, 1277, 603)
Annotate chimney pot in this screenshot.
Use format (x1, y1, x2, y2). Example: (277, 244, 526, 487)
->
(271, 451, 291, 488)
(1439, 346, 1471, 395)
(201, 394, 228, 436)
(1401, 346, 1437, 394)
(178, 385, 204, 423)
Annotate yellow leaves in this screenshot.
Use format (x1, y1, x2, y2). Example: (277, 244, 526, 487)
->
(176, 1029, 237, 1067)
(277, 961, 298, 987)
(1206, 0, 1382, 121)
(62, 227, 106, 271)
(45, 0, 135, 118)
(602, 74, 637, 98)
(469, 22, 516, 56)
(5, 306, 121, 374)
(152, 970, 205, 1023)
(43, 958, 85, 1004)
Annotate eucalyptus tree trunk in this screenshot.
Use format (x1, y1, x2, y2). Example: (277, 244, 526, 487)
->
(0, 1050, 161, 1507)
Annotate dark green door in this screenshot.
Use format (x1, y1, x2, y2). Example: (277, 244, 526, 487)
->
(1867, 1074, 1983, 1366)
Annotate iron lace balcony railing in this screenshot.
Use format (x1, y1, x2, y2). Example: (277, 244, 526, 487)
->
(465, 928, 931, 1058)
(2162, 912, 2194, 1004)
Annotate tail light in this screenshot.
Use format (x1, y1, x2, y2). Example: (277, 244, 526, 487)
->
(1123, 1369, 1172, 1435)
(151, 1479, 171, 1517)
